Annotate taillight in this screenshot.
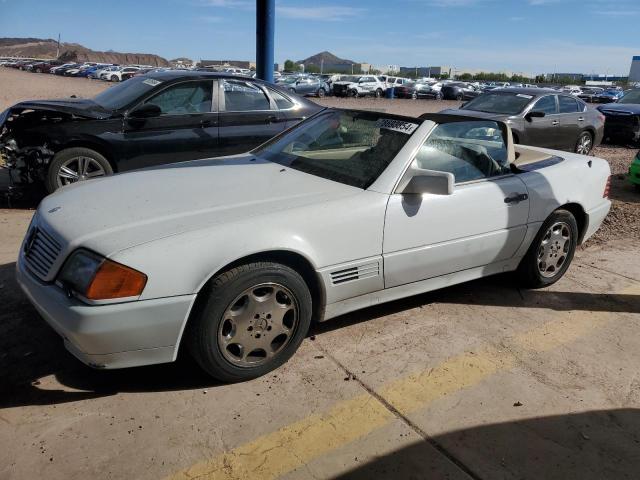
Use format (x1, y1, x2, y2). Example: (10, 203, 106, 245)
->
(603, 176, 611, 198)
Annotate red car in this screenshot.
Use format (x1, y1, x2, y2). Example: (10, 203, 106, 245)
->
(30, 60, 64, 73)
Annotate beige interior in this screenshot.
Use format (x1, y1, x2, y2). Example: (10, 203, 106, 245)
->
(512, 145, 554, 166)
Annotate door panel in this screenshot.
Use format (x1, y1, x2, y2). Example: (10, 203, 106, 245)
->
(120, 80, 218, 170)
(218, 79, 287, 156)
(557, 96, 582, 150)
(383, 176, 530, 288)
(524, 95, 561, 148)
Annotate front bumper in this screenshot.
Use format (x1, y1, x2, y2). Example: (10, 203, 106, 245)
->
(16, 256, 196, 369)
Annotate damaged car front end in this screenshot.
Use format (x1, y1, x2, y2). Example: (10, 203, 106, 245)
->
(0, 100, 112, 196)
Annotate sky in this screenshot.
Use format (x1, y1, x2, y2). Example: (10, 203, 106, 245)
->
(0, 0, 639, 75)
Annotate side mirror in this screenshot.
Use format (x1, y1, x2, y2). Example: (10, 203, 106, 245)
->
(398, 165, 454, 195)
(525, 110, 545, 122)
(129, 103, 161, 119)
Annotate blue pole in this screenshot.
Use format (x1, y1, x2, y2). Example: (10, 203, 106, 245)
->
(256, 0, 275, 83)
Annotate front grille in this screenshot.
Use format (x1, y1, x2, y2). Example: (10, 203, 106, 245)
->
(23, 225, 62, 279)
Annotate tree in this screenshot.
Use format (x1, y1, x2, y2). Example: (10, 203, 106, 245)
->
(283, 59, 301, 72)
(458, 73, 473, 81)
(305, 64, 320, 74)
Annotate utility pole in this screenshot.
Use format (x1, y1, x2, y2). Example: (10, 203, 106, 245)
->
(56, 33, 60, 59)
(320, 58, 323, 74)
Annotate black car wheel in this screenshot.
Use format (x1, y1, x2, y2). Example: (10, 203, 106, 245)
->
(456, 93, 464, 101)
(46, 147, 113, 193)
(110, 75, 119, 82)
(317, 88, 325, 98)
(288, 88, 296, 94)
(435, 91, 443, 100)
(375, 89, 383, 98)
(187, 261, 312, 382)
(516, 209, 578, 288)
(575, 131, 593, 155)
(411, 91, 418, 100)
(348, 89, 358, 98)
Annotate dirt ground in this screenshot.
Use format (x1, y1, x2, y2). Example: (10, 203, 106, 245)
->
(1, 68, 640, 480)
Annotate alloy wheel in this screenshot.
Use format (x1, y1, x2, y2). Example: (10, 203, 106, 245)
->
(537, 221, 571, 278)
(56, 156, 107, 188)
(217, 283, 299, 367)
(576, 133, 592, 155)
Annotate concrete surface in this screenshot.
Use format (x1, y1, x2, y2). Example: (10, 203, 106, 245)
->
(1, 206, 639, 480)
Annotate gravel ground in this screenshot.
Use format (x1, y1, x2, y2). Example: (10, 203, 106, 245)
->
(1, 67, 638, 244)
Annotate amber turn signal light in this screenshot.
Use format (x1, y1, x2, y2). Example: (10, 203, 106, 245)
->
(85, 259, 147, 300)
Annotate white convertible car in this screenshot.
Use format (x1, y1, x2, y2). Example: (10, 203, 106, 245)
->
(17, 109, 611, 381)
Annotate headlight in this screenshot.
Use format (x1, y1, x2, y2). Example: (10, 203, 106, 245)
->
(58, 249, 147, 300)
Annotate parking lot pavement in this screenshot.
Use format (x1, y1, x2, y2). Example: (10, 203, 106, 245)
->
(1, 203, 639, 479)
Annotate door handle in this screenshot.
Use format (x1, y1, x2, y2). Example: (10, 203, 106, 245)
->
(551, 120, 559, 126)
(266, 115, 278, 124)
(578, 117, 585, 122)
(504, 193, 528, 204)
(200, 119, 214, 127)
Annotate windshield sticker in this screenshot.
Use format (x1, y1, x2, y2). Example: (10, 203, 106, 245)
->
(143, 78, 162, 87)
(516, 94, 533, 99)
(375, 118, 419, 134)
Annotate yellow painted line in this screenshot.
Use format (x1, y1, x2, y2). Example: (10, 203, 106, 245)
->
(170, 394, 393, 480)
(168, 283, 640, 480)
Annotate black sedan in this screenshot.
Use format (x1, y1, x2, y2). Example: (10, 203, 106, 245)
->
(597, 89, 640, 144)
(440, 88, 604, 154)
(0, 71, 322, 193)
(441, 82, 483, 100)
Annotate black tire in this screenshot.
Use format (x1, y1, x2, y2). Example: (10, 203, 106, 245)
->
(110, 75, 119, 82)
(317, 88, 325, 98)
(411, 91, 418, 100)
(188, 262, 313, 382)
(45, 147, 113, 193)
(575, 131, 594, 155)
(435, 91, 443, 100)
(375, 88, 383, 98)
(35, 68, 41, 73)
(516, 209, 578, 289)
(288, 88, 296, 94)
(456, 93, 464, 101)
(348, 89, 358, 98)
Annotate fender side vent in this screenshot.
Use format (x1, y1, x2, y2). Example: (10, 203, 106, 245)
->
(330, 262, 379, 285)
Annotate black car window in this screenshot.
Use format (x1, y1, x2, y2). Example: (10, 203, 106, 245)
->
(619, 90, 640, 104)
(267, 88, 295, 109)
(145, 81, 213, 114)
(93, 76, 160, 110)
(558, 95, 580, 113)
(223, 79, 271, 111)
(533, 95, 557, 114)
(416, 120, 510, 183)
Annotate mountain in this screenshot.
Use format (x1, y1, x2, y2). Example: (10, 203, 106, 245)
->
(297, 51, 355, 66)
(0, 37, 169, 67)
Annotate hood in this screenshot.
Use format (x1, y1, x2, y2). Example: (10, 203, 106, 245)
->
(598, 103, 640, 114)
(438, 108, 512, 121)
(6, 99, 111, 120)
(37, 154, 360, 257)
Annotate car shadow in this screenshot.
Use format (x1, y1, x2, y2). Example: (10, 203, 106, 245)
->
(2, 260, 638, 408)
(332, 409, 640, 480)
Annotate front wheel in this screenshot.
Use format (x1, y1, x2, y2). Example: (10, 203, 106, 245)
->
(348, 89, 358, 98)
(110, 75, 119, 82)
(188, 262, 312, 382)
(575, 131, 593, 155)
(317, 88, 325, 98)
(456, 93, 464, 100)
(435, 91, 443, 100)
(516, 209, 578, 288)
(411, 91, 418, 100)
(375, 88, 383, 98)
(46, 147, 113, 193)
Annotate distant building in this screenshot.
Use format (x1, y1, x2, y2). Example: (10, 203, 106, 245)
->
(544, 73, 584, 82)
(199, 60, 256, 69)
(312, 62, 370, 74)
(629, 56, 640, 83)
(400, 66, 451, 77)
(374, 64, 399, 74)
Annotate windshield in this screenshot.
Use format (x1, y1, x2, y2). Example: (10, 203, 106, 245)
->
(462, 92, 534, 115)
(618, 90, 640, 104)
(254, 110, 421, 189)
(92, 76, 161, 110)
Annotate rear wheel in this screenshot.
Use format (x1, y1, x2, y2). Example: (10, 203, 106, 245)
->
(375, 88, 383, 98)
(288, 88, 296, 94)
(110, 75, 119, 82)
(575, 131, 593, 155)
(349, 89, 358, 98)
(46, 147, 113, 193)
(411, 91, 418, 100)
(188, 262, 312, 382)
(516, 209, 578, 288)
(456, 92, 464, 100)
(317, 88, 325, 98)
(435, 91, 443, 100)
